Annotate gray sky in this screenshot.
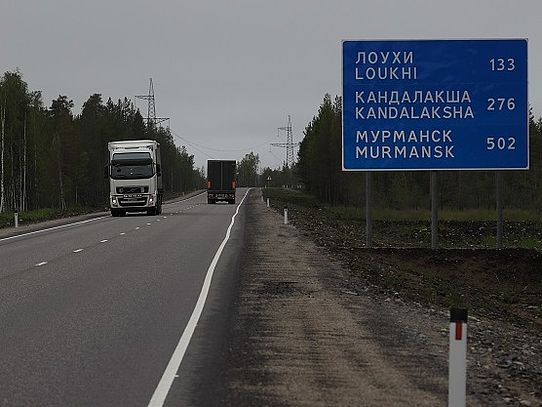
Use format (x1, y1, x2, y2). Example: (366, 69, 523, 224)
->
(2, 0, 542, 169)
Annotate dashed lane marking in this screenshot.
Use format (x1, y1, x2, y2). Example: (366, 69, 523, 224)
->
(35, 261, 47, 267)
(100, 239, 108, 243)
(120, 232, 126, 235)
(73, 249, 84, 253)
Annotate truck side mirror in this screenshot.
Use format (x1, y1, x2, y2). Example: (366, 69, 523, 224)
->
(156, 164, 161, 176)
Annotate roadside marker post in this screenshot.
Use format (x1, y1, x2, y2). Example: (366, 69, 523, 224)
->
(267, 198, 270, 208)
(448, 308, 468, 407)
(284, 206, 289, 225)
(14, 212, 19, 228)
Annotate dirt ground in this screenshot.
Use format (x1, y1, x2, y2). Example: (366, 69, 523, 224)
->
(249, 189, 541, 406)
(219, 190, 538, 406)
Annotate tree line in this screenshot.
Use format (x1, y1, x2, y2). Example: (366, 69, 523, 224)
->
(0, 70, 204, 213)
(296, 93, 542, 211)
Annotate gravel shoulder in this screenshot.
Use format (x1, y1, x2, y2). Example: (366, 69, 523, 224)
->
(221, 190, 495, 406)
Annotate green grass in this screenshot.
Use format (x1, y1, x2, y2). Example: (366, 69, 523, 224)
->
(264, 188, 542, 222)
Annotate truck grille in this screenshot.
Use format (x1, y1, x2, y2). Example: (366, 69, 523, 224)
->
(116, 186, 149, 194)
(118, 197, 148, 207)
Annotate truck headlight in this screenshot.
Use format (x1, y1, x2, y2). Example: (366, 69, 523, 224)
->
(149, 196, 154, 204)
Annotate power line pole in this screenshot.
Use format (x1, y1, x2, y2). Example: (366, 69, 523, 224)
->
(135, 78, 170, 128)
(271, 115, 299, 167)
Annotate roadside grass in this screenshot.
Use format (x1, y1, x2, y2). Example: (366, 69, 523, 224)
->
(262, 188, 542, 250)
(263, 188, 542, 222)
(0, 207, 100, 229)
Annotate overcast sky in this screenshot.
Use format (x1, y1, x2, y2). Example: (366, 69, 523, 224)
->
(2, 0, 541, 169)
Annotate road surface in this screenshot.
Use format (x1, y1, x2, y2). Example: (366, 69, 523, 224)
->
(0, 189, 248, 407)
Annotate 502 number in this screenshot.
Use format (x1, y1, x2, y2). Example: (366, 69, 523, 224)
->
(486, 137, 516, 151)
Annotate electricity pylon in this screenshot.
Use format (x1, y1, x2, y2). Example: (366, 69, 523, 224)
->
(271, 115, 299, 167)
(135, 78, 170, 128)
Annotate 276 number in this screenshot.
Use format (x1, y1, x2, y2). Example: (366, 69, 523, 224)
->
(487, 98, 515, 111)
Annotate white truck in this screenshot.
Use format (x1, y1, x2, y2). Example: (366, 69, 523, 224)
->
(106, 140, 163, 216)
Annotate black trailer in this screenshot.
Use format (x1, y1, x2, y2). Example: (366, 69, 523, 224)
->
(207, 160, 236, 204)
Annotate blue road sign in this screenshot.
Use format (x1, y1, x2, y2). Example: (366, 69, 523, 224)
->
(342, 39, 528, 171)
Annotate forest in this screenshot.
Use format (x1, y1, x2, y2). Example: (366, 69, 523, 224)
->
(0, 70, 204, 213)
(296, 94, 542, 211)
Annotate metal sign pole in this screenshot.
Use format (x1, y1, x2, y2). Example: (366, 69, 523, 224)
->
(496, 171, 503, 249)
(431, 171, 438, 249)
(366, 172, 373, 248)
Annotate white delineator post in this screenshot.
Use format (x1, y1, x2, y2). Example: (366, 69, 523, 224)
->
(267, 198, 270, 208)
(449, 308, 468, 407)
(284, 206, 288, 224)
(14, 212, 19, 228)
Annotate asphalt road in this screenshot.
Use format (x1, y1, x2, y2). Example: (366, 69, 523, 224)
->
(0, 189, 249, 407)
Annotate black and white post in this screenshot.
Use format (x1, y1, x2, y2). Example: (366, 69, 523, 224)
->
(448, 308, 468, 407)
(14, 212, 19, 228)
(283, 206, 288, 225)
(267, 198, 270, 208)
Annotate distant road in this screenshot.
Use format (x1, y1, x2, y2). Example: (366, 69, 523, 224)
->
(0, 189, 248, 407)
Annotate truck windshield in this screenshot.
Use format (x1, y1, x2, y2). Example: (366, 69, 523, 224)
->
(111, 152, 154, 179)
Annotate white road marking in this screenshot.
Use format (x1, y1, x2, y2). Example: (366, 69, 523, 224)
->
(73, 249, 84, 253)
(163, 216, 167, 219)
(162, 191, 206, 207)
(135, 227, 140, 230)
(0, 215, 110, 243)
(100, 239, 108, 243)
(35, 261, 47, 267)
(146, 223, 151, 226)
(147, 189, 250, 407)
(120, 232, 126, 236)
(0, 192, 205, 244)
(156, 219, 161, 222)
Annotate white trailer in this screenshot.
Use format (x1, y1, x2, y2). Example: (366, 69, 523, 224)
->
(106, 140, 163, 216)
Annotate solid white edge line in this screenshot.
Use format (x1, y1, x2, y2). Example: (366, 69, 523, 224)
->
(147, 188, 251, 407)
(0, 215, 110, 243)
(162, 191, 206, 207)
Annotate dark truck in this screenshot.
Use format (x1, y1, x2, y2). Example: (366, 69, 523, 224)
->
(207, 160, 236, 204)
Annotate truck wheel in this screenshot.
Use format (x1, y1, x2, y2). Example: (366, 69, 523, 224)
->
(111, 209, 119, 217)
(147, 207, 157, 216)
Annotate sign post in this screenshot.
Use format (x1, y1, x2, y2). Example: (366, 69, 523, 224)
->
(342, 39, 528, 246)
(365, 172, 373, 247)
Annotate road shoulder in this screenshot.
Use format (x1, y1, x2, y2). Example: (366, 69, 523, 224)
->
(219, 190, 486, 406)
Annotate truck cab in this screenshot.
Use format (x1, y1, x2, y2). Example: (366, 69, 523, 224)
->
(107, 140, 163, 216)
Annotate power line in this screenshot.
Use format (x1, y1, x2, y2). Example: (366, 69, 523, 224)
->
(170, 130, 268, 154)
(169, 131, 216, 159)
